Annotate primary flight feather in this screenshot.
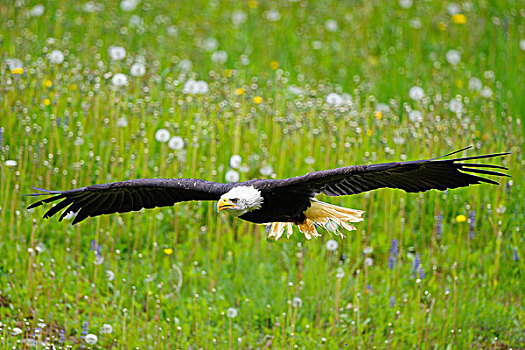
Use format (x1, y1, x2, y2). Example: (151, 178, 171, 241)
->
(27, 147, 510, 239)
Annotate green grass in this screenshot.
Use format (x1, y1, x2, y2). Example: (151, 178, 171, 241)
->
(1, 0, 524, 348)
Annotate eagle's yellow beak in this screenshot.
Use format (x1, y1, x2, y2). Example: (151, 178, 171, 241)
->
(217, 198, 236, 212)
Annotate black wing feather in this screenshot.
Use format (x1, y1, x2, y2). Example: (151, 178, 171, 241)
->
(271, 148, 510, 197)
(28, 178, 232, 224)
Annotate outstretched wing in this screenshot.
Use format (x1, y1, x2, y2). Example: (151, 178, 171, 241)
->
(273, 147, 510, 197)
(27, 178, 233, 224)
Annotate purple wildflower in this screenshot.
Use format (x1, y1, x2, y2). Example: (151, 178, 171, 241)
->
(435, 212, 443, 239)
(59, 329, 65, 343)
(81, 321, 89, 339)
(388, 239, 398, 270)
(389, 296, 395, 307)
(469, 210, 476, 240)
(413, 253, 424, 279)
(90, 240, 101, 257)
(513, 248, 519, 262)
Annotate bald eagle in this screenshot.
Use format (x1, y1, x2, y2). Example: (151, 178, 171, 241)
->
(28, 147, 509, 240)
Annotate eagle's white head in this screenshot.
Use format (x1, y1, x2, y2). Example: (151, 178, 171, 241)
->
(217, 186, 264, 216)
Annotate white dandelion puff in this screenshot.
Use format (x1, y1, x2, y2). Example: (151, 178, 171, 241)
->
(229, 155, 242, 169)
(48, 50, 64, 64)
(260, 165, 273, 176)
(232, 10, 247, 26)
(399, 0, 413, 8)
(195, 80, 209, 94)
(202, 37, 219, 51)
(326, 239, 338, 251)
(227, 307, 238, 318)
(29, 4, 45, 17)
(287, 85, 303, 95)
(167, 25, 178, 37)
(446, 49, 461, 65)
(111, 73, 128, 87)
(449, 98, 463, 113)
(101, 324, 113, 334)
(364, 257, 374, 266)
(155, 129, 171, 143)
(292, 297, 302, 307)
(447, 3, 461, 15)
(326, 92, 343, 106)
(105, 270, 115, 281)
(178, 59, 193, 71)
(265, 10, 281, 22)
(83, 2, 103, 12)
(109, 46, 126, 61)
(117, 117, 128, 128)
(130, 62, 146, 77)
(409, 86, 424, 101)
(408, 110, 423, 123)
(183, 79, 197, 94)
(168, 136, 185, 150)
(363, 246, 373, 255)
(211, 50, 228, 64)
(225, 169, 239, 183)
(480, 86, 493, 98)
(336, 268, 345, 279)
(325, 19, 338, 32)
(85, 334, 98, 345)
(468, 77, 482, 91)
(6, 58, 23, 70)
(120, 0, 138, 11)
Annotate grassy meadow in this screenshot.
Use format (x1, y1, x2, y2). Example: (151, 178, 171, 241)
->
(1, 0, 524, 348)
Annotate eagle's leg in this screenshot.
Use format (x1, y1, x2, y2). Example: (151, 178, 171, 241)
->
(267, 200, 364, 240)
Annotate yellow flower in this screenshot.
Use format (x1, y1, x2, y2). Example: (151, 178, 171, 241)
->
(253, 96, 263, 104)
(43, 98, 51, 106)
(11, 67, 24, 74)
(455, 79, 463, 89)
(452, 14, 467, 24)
(366, 129, 372, 136)
(44, 79, 52, 87)
(223, 69, 232, 77)
(456, 214, 467, 223)
(70, 84, 78, 91)
(163, 248, 173, 255)
(270, 60, 279, 70)
(438, 22, 447, 31)
(375, 111, 382, 120)
(235, 88, 245, 96)
(248, 0, 258, 8)
(368, 55, 379, 66)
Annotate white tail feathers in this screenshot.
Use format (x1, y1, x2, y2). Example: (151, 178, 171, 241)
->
(267, 200, 364, 240)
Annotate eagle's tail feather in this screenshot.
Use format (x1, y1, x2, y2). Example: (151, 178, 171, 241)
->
(267, 200, 364, 240)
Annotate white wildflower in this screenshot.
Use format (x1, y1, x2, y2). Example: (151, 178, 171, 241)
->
(202, 37, 219, 51)
(12, 327, 23, 335)
(111, 73, 128, 87)
(85, 334, 98, 345)
(363, 246, 373, 255)
(178, 59, 193, 71)
(364, 257, 374, 267)
(227, 307, 238, 318)
(168, 136, 185, 150)
(399, 0, 413, 8)
(109, 46, 126, 61)
(105, 270, 115, 281)
(6, 58, 23, 70)
(326, 92, 343, 106)
(101, 324, 113, 334)
(130, 62, 146, 77)
(117, 117, 128, 128)
(409, 86, 424, 101)
(265, 10, 281, 21)
(211, 50, 228, 64)
(29, 4, 45, 17)
(5, 160, 17, 167)
(259, 165, 273, 176)
(231, 10, 247, 26)
(229, 155, 242, 168)
(225, 169, 240, 183)
(449, 98, 463, 113)
(326, 239, 338, 251)
(447, 3, 461, 15)
(408, 110, 423, 123)
(155, 129, 170, 143)
(120, 0, 138, 11)
(446, 49, 461, 65)
(480, 86, 493, 98)
(336, 268, 345, 279)
(468, 77, 482, 91)
(48, 50, 64, 64)
(292, 297, 302, 307)
(325, 19, 338, 32)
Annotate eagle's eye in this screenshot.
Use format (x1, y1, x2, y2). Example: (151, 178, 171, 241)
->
(231, 198, 238, 204)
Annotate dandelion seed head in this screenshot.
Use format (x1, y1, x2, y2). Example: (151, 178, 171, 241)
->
(178, 59, 193, 71)
(225, 169, 240, 183)
(364, 257, 374, 267)
(232, 10, 247, 26)
(265, 10, 281, 22)
(468, 77, 482, 91)
(449, 98, 463, 113)
(227, 307, 238, 318)
(409, 86, 424, 101)
(48, 50, 65, 64)
(211, 50, 228, 64)
(259, 165, 273, 176)
(101, 324, 113, 334)
(130, 62, 146, 77)
(325, 19, 338, 32)
(229, 155, 242, 168)
(29, 4, 45, 17)
(120, 0, 138, 12)
(202, 38, 219, 52)
(480, 86, 493, 98)
(446, 49, 461, 65)
(111, 73, 128, 87)
(168, 136, 185, 150)
(447, 3, 461, 15)
(155, 129, 171, 143)
(326, 92, 343, 106)
(105, 270, 115, 281)
(117, 117, 128, 128)
(408, 110, 423, 123)
(292, 297, 302, 307)
(326, 239, 338, 251)
(85, 334, 98, 345)
(109, 46, 127, 61)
